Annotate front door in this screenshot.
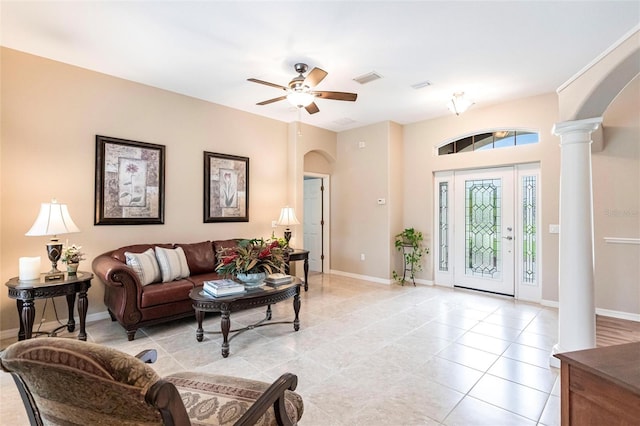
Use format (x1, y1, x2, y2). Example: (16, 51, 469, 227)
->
(454, 167, 515, 295)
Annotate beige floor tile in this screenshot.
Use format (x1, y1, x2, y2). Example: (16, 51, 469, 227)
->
(487, 356, 558, 393)
(469, 374, 549, 421)
(444, 396, 536, 426)
(503, 342, 554, 369)
(0, 273, 561, 425)
(456, 331, 511, 355)
(436, 342, 500, 372)
(539, 394, 560, 426)
(413, 356, 484, 394)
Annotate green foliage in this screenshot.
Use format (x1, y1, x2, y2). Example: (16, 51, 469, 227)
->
(392, 228, 429, 285)
(215, 238, 286, 277)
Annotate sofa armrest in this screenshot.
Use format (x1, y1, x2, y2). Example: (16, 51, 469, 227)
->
(234, 373, 299, 426)
(92, 254, 142, 289)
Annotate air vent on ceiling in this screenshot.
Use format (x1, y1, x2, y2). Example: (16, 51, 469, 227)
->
(411, 80, 432, 89)
(353, 72, 382, 85)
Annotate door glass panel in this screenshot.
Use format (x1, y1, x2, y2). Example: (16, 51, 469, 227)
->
(465, 178, 502, 279)
(522, 175, 537, 284)
(438, 182, 449, 272)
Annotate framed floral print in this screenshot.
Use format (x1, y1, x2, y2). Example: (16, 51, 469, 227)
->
(204, 151, 249, 222)
(94, 135, 165, 225)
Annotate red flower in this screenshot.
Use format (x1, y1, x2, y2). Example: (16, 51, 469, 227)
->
(258, 249, 271, 259)
(222, 254, 238, 264)
(269, 241, 280, 249)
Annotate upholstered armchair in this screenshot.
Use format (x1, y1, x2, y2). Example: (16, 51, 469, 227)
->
(0, 338, 303, 425)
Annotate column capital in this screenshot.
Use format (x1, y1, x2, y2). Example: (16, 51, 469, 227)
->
(552, 117, 603, 140)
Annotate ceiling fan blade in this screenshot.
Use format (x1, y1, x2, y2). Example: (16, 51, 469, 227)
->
(247, 78, 287, 91)
(314, 91, 358, 102)
(257, 96, 287, 106)
(305, 102, 320, 114)
(304, 67, 328, 88)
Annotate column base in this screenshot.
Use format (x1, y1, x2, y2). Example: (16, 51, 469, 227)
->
(549, 343, 562, 368)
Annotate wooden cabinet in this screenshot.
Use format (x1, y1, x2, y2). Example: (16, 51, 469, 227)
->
(555, 342, 640, 425)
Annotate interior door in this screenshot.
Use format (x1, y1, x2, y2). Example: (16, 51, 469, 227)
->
(303, 178, 323, 272)
(454, 167, 515, 295)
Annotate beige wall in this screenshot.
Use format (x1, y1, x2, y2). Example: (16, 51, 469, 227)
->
(0, 48, 295, 331)
(289, 122, 336, 250)
(304, 151, 333, 175)
(403, 93, 562, 300)
(333, 122, 393, 278)
(593, 75, 640, 315)
(388, 122, 404, 278)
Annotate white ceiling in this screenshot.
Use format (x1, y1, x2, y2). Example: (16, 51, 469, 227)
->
(1, 1, 638, 132)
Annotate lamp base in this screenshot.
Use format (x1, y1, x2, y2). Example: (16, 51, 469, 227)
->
(284, 229, 292, 249)
(45, 241, 64, 280)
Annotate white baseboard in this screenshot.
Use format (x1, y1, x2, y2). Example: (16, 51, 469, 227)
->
(539, 300, 639, 323)
(328, 270, 434, 287)
(1, 310, 111, 342)
(329, 269, 392, 285)
(596, 308, 640, 322)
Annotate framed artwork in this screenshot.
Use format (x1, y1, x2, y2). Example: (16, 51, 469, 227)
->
(204, 151, 249, 222)
(94, 135, 165, 225)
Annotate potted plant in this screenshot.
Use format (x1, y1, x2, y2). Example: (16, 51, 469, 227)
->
(392, 228, 429, 286)
(215, 238, 286, 287)
(61, 244, 86, 275)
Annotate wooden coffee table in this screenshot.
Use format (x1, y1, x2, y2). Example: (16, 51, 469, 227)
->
(189, 279, 301, 357)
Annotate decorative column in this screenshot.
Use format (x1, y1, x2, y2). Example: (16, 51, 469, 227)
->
(550, 117, 602, 367)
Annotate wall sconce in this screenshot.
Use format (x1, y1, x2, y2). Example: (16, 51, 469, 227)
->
(276, 206, 300, 249)
(447, 92, 474, 115)
(25, 199, 80, 280)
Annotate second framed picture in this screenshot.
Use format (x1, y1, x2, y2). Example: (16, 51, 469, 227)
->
(204, 152, 249, 222)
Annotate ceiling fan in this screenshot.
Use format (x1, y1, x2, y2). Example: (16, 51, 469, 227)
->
(248, 63, 357, 114)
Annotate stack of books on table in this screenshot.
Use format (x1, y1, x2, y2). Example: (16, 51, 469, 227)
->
(265, 273, 293, 286)
(203, 279, 245, 297)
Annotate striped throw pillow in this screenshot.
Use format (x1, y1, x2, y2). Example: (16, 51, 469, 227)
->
(124, 248, 161, 286)
(155, 246, 190, 282)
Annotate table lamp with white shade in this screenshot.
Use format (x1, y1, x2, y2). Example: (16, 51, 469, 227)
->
(276, 206, 300, 250)
(25, 199, 80, 280)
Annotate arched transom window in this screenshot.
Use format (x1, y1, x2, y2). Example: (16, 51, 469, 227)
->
(438, 130, 539, 156)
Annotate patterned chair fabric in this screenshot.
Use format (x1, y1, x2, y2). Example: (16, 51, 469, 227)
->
(0, 338, 303, 426)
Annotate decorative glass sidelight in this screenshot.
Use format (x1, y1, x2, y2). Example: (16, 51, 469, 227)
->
(522, 176, 537, 284)
(438, 182, 449, 271)
(465, 179, 502, 278)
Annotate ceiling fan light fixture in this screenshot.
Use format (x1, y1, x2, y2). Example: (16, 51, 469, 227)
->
(447, 92, 474, 115)
(287, 90, 315, 108)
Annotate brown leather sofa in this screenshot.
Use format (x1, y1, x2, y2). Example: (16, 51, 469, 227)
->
(92, 239, 239, 340)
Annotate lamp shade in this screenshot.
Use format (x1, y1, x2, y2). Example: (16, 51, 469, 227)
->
(276, 207, 300, 227)
(25, 200, 80, 237)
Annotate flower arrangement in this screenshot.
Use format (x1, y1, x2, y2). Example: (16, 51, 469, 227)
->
(61, 244, 86, 264)
(215, 238, 286, 277)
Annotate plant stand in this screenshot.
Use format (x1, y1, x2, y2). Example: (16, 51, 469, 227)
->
(401, 245, 417, 286)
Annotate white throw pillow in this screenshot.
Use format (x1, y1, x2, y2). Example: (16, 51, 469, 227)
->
(155, 246, 190, 282)
(125, 248, 161, 286)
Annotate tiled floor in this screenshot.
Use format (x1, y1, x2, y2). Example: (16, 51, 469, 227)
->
(0, 273, 560, 425)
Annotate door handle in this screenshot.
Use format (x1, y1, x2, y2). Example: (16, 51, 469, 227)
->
(503, 236, 513, 240)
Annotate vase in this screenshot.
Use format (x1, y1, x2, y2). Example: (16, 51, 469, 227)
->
(235, 272, 266, 288)
(66, 262, 79, 275)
